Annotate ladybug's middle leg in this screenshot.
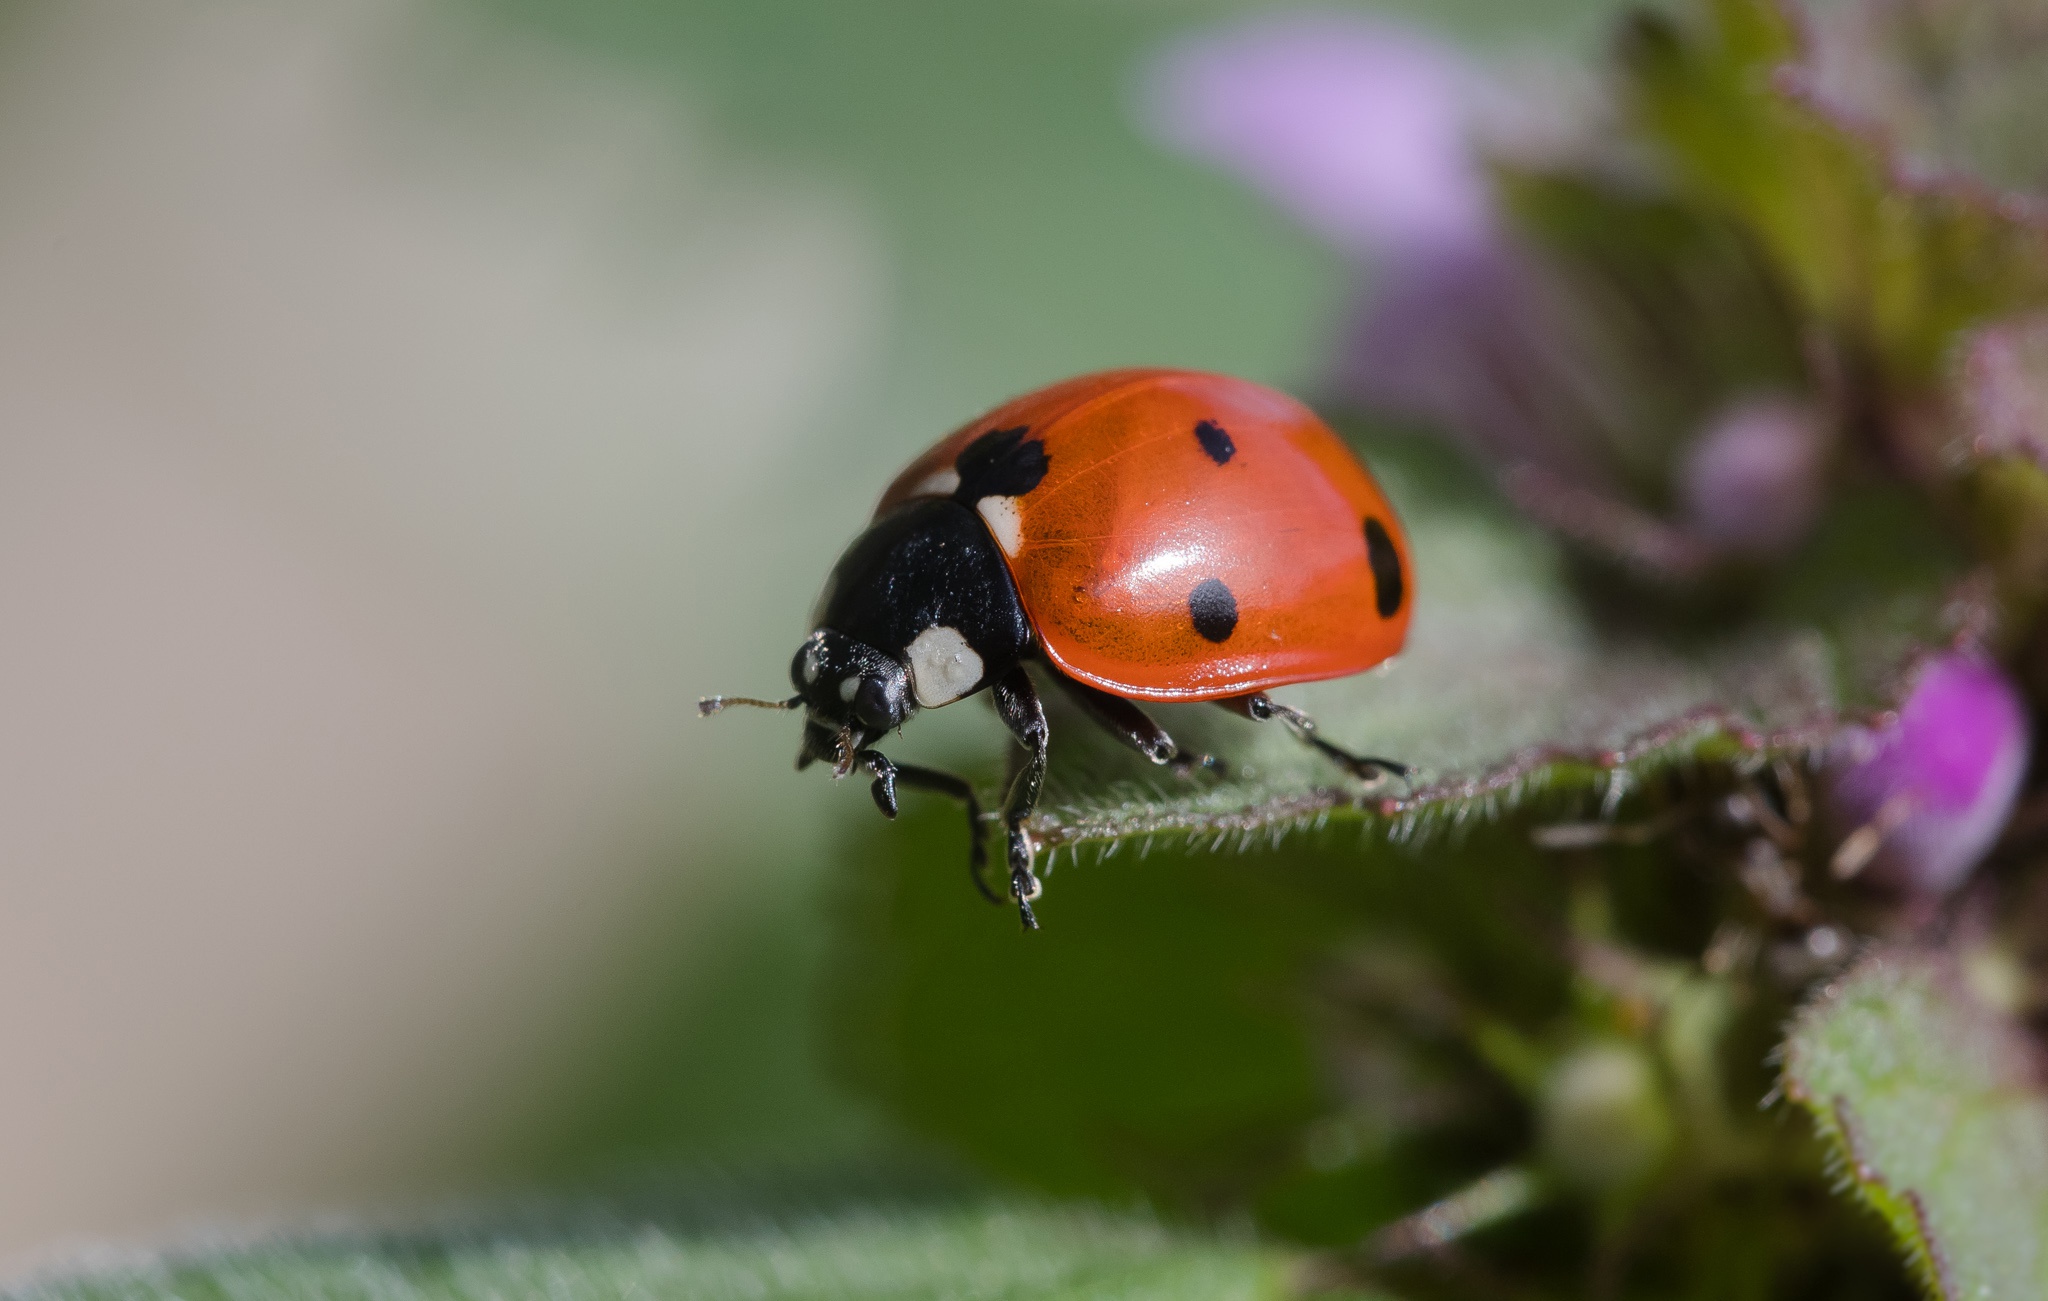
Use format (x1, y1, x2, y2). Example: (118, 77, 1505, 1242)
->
(991, 666, 1050, 931)
(1046, 670, 1225, 777)
(1224, 693, 1410, 788)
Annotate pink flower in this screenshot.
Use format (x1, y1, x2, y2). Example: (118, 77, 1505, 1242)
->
(1826, 653, 2031, 895)
(1138, 12, 1494, 257)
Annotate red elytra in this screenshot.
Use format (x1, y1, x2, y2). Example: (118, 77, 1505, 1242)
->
(878, 368, 1412, 700)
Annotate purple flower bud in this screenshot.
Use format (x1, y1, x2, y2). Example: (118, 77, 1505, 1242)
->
(1825, 653, 2031, 895)
(1136, 13, 1493, 257)
(1675, 397, 1826, 559)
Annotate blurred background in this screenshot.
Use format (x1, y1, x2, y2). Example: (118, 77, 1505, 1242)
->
(0, 0, 1626, 1273)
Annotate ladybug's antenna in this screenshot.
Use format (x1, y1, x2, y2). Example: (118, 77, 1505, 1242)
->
(698, 694, 802, 716)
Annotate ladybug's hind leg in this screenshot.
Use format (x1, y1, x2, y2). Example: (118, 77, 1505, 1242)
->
(1048, 670, 1225, 778)
(1226, 693, 1410, 790)
(991, 667, 1051, 930)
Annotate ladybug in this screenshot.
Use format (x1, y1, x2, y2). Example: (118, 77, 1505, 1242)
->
(703, 368, 1412, 928)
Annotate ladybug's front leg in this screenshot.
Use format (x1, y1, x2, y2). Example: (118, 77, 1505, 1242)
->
(855, 749, 1000, 907)
(991, 667, 1049, 930)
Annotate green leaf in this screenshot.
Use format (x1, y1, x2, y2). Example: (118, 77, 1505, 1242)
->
(1018, 421, 1970, 861)
(7, 1181, 1298, 1301)
(1782, 947, 2048, 1299)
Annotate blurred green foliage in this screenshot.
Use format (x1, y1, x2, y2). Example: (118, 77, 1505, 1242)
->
(8, 1176, 1295, 1301)
(1618, 0, 2048, 384)
(1786, 948, 2048, 1299)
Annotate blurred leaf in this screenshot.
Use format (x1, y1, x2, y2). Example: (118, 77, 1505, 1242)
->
(1618, 0, 2048, 385)
(1602, 0, 2048, 634)
(1017, 421, 1971, 862)
(1781, 946, 2048, 1300)
(1953, 315, 2048, 618)
(8, 1178, 1298, 1301)
(1794, 0, 2048, 202)
(1491, 169, 1809, 505)
(1393, 165, 1832, 586)
(1958, 315, 2048, 468)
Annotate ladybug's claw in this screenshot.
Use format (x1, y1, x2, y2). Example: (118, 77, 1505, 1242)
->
(1007, 827, 1043, 929)
(1234, 693, 1412, 795)
(970, 863, 1003, 908)
(1352, 757, 1413, 795)
(1050, 671, 1228, 781)
(1313, 747, 1410, 791)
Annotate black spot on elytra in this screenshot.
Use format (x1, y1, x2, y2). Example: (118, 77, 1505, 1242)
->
(1364, 517, 1403, 618)
(1194, 420, 1235, 465)
(955, 425, 1049, 500)
(1189, 578, 1239, 642)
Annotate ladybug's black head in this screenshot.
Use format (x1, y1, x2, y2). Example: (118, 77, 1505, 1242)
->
(790, 628, 912, 754)
(697, 627, 909, 770)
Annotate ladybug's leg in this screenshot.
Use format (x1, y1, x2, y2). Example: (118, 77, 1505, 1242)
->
(855, 748, 999, 906)
(991, 666, 1050, 931)
(1225, 693, 1410, 788)
(1047, 670, 1224, 777)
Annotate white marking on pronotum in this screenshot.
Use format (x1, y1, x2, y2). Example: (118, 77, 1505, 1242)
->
(800, 634, 824, 683)
(976, 495, 1024, 556)
(905, 625, 983, 708)
(913, 467, 961, 498)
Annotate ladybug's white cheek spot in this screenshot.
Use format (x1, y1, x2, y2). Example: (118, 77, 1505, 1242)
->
(839, 677, 859, 702)
(913, 467, 962, 498)
(906, 625, 983, 708)
(976, 495, 1024, 557)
